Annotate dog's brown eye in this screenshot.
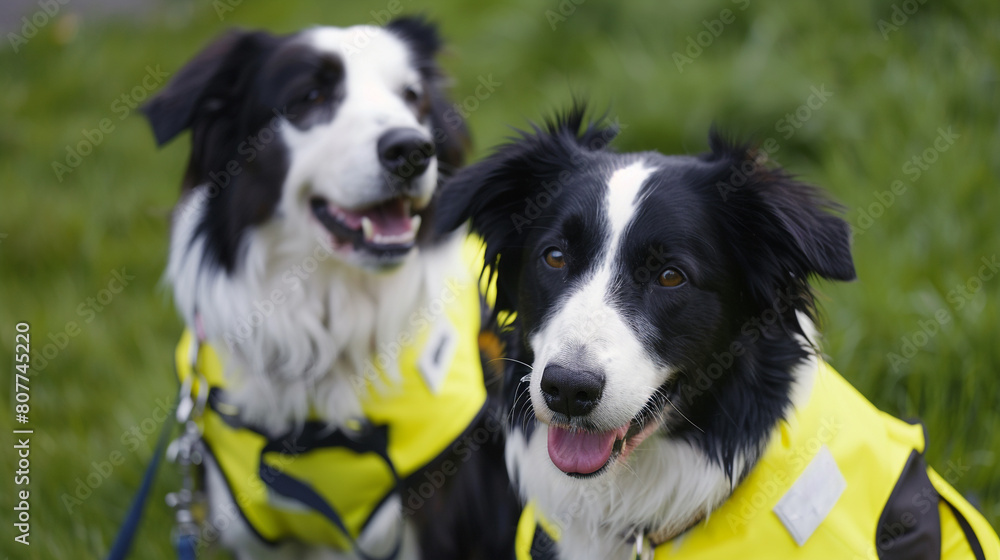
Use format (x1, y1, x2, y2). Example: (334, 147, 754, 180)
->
(305, 88, 325, 104)
(657, 268, 685, 288)
(403, 86, 420, 104)
(543, 248, 566, 269)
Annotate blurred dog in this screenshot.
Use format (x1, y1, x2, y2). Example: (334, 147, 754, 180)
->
(436, 108, 999, 560)
(144, 18, 516, 560)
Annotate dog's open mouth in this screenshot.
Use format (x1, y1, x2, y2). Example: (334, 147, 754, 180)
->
(546, 388, 670, 477)
(547, 419, 660, 477)
(310, 196, 422, 257)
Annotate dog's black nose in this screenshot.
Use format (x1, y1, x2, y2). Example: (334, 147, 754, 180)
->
(540, 365, 604, 418)
(377, 128, 435, 180)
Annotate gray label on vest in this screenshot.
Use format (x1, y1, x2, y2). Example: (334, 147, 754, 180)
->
(418, 319, 457, 393)
(773, 445, 847, 546)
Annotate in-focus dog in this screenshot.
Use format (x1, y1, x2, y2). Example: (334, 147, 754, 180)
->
(143, 18, 516, 560)
(436, 107, 999, 559)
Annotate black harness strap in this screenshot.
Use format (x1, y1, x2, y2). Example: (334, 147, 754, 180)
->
(210, 387, 405, 560)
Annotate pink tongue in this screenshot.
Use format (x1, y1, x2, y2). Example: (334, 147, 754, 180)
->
(362, 199, 412, 236)
(547, 425, 625, 474)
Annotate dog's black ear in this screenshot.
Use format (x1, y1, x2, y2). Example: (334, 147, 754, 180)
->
(436, 105, 617, 312)
(387, 16, 469, 175)
(142, 30, 275, 146)
(386, 16, 442, 59)
(708, 129, 855, 310)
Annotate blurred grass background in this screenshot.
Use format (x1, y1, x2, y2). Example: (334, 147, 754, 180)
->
(1, 0, 997, 557)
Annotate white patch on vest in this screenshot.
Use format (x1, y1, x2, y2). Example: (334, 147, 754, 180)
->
(772, 445, 846, 546)
(418, 319, 457, 393)
(266, 487, 312, 512)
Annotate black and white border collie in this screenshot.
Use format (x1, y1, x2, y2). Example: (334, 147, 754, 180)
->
(435, 108, 858, 558)
(143, 18, 510, 559)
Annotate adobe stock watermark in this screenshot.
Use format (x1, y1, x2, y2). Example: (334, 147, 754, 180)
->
(677, 284, 804, 405)
(51, 65, 170, 182)
(772, 85, 834, 141)
(877, 0, 929, 40)
(673, 0, 751, 73)
(31, 268, 135, 372)
(182, 438, 309, 554)
(853, 457, 970, 560)
(174, 106, 296, 223)
(545, 0, 586, 31)
(717, 85, 834, 202)
(509, 116, 626, 233)
(221, 237, 335, 352)
(211, 0, 244, 21)
(402, 406, 505, 515)
(887, 254, 997, 372)
(726, 416, 841, 532)
(350, 276, 468, 393)
(442, 74, 502, 130)
(6, 0, 71, 53)
(852, 126, 959, 235)
(61, 395, 173, 513)
(336, 0, 406, 56)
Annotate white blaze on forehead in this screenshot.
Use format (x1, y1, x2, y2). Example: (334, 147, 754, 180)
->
(528, 160, 665, 429)
(605, 161, 655, 251)
(306, 25, 417, 82)
(278, 24, 435, 216)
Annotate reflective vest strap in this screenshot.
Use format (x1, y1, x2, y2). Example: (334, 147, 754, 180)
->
(941, 500, 986, 560)
(515, 503, 559, 560)
(929, 467, 998, 560)
(259, 452, 402, 560)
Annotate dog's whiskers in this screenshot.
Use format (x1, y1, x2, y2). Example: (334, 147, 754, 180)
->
(506, 392, 527, 422)
(506, 388, 535, 429)
(662, 391, 703, 433)
(490, 356, 535, 371)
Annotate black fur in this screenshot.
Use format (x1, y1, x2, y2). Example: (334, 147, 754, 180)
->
(143, 29, 328, 272)
(387, 16, 470, 175)
(143, 19, 467, 273)
(143, 19, 515, 560)
(437, 105, 619, 318)
(412, 397, 520, 560)
(436, 105, 855, 480)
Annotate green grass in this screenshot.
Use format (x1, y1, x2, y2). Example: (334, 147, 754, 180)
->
(1, 0, 998, 557)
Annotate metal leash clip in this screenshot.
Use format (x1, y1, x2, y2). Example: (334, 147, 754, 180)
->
(632, 529, 653, 560)
(166, 338, 210, 557)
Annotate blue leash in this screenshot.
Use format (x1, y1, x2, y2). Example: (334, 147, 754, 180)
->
(106, 401, 178, 560)
(175, 533, 198, 560)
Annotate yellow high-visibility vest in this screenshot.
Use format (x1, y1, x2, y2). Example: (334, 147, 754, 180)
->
(175, 237, 488, 550)
(516, 361, 1000, 560)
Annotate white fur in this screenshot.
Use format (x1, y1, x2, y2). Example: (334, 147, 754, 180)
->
(605, 161, 653, 239)
(165, 24, 459, 559)
(529, 162, 665, 430)
(510, 162, 826, 559)
(507, 427, 731, 560)
(169, 191, 463, 433)
(283, 26, 437, 269)
(527, 267, 667, 431)
(167, 23, 452, 434)
(508, 343, 823, 560)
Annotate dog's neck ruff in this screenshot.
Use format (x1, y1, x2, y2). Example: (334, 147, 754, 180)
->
(172, 239, 488, 550)
(167, 185, 472, 433)
(515, 361, 998, 560)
